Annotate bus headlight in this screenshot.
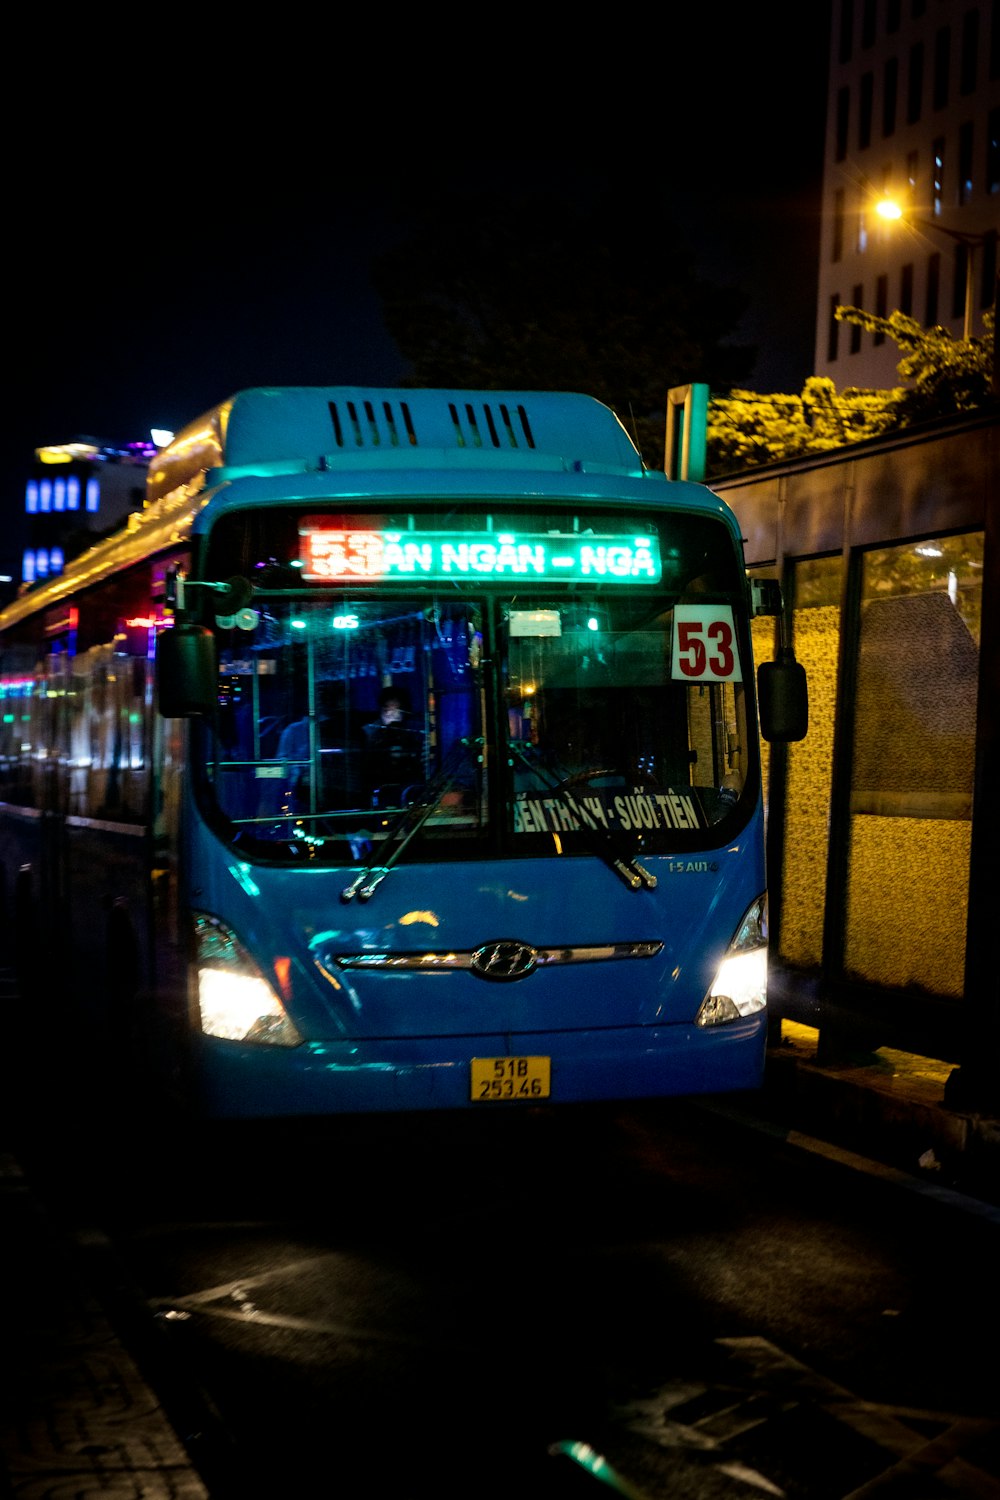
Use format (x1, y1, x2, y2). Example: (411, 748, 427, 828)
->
(194, 914, 303, 1046)
(695, 895, 768, 1028)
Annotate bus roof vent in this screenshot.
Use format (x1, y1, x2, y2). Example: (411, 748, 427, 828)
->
(327, 396, 536, 452)
(328, 397, 419, 449)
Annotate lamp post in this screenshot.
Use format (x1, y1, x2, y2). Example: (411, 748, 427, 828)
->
(875, 196, 989, 342)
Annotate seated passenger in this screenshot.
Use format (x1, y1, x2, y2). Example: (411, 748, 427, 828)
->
(363, 689, 423, 807)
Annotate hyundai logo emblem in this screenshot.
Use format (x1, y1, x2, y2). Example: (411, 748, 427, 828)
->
(470, 940, 538, 982)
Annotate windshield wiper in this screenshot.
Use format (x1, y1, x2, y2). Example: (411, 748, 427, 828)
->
(340, 737, 482, 902)
(509, 744, 657, 893)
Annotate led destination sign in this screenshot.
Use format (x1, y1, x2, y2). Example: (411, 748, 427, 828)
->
(300, 526, 662, 584)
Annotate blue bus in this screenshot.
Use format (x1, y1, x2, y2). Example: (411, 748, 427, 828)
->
(0, 387, 806, 1119)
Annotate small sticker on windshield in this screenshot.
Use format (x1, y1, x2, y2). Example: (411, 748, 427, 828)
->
(509, 610, 563, 638)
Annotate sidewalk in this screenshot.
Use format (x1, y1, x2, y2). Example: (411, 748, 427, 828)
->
(0, 952, 214, 1499)
(760, 1020, 1000, 1211)
(0, 1147, 210, 1498)
(2, 1025, 998, 1497)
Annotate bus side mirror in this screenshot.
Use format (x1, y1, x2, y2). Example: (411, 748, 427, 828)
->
(758, 650, 808, 743)
(156, 623, 217, 717)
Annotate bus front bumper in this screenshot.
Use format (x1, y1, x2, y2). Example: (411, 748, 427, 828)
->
(194, 1018, 767, 1119)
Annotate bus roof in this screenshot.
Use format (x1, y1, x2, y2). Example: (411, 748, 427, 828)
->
(145, 387, 647, 504)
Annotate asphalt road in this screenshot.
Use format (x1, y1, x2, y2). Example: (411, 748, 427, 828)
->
(22, 1096, 999, 1500)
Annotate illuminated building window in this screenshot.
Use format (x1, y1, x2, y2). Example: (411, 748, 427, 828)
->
(39, 480, 52, 512)
(50, 548, 64, 575)
(53, 478, 66, 511)
(22, 551, 35, 584)
(25, 481, 38, 514)
(959, 121, 974, 204)
(86, 478, 99, 513)
(36, 550, 49, 579)
(932, 137, 945, 214)
(66, 476, 80, 510)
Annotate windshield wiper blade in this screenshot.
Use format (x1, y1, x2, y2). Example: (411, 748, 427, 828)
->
(509, 745, 657, 893)
(341, 737, 482, 903)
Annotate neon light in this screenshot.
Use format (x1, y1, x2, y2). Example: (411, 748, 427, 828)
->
(299, 527, 662, 584)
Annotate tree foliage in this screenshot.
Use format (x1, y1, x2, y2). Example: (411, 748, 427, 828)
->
(371, 186, 756, 465)
(835, 306, 995, 423)
(706, 306, 995, 477)
(707, 377, 900, 472)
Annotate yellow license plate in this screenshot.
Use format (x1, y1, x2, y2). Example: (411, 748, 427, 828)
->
(471, 1056, 551, 1102)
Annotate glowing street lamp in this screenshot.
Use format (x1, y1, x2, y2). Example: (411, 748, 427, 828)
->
(875, 195, 990, 342)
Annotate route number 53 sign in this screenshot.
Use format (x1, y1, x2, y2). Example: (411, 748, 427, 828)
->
(671, 604, 742, 682)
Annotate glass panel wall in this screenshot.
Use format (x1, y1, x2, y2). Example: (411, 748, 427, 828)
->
(778, 557, 842, 968)
(844, 533, 982, 995)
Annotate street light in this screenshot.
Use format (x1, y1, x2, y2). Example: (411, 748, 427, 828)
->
(875, 195, 990, 342)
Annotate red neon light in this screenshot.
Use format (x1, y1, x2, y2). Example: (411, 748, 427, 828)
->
(303, 530, 386, 579)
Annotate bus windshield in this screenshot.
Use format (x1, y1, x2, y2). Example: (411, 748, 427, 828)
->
(201, 506, 756, 867)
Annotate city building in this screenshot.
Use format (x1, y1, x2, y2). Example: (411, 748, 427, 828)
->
(16, 438, 161, 602)
(814, 0, 999, 391)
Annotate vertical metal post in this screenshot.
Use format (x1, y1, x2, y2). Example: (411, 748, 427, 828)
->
(962, 240, 975, 342)
(664, 385, 709, 481)
(765, 477, 792, 1048)
(815, 467, 863, 1063)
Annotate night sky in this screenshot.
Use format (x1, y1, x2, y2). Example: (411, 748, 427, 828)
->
(5, 6, 831, 579)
